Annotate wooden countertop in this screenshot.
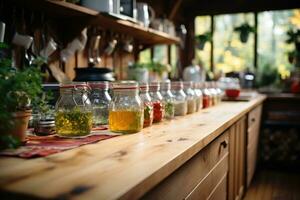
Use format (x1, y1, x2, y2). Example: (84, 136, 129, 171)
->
(0, 94, 266, 200)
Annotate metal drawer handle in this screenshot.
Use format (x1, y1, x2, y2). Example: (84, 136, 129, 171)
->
(220, 140, 228, 149)
(219, 140, 228, 154)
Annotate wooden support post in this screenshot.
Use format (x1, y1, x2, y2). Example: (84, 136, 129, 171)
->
(168, 0, 183, 20)
(210, 15, 214, 73)
(254, 12, 258, 69)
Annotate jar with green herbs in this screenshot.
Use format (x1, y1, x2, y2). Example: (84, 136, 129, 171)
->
(171, 81, 187, 116)
(55, 82, 93, 137)
(109, 81, 144, 134)
(160, 80, 175, 119)
(139, 83, 153, 128)
(183, 81, 197, 114)
(88, 81, 111, 126)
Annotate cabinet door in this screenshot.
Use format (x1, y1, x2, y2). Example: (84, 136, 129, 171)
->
(247, 105, 262, 187)
(228, 117, 246, 200)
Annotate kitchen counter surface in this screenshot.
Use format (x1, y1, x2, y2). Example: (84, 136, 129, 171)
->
(0, 94, 266, 199)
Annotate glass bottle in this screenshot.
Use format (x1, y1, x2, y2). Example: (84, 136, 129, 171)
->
(139, 83, 154, 128)
(171, 81, 187, 116)
(183, 81, 197, 114)
(88, 81, 111, 126)
(109, 81, 144, 134)
(55, 82, 93, 137)
(194, 82, 203, 111)
(208, 81, 218, 106)
(149, 82, 165, 123)
(160, 80, 175, 119)
(214, 81, 223, 104)
(201, 82, 211, 108)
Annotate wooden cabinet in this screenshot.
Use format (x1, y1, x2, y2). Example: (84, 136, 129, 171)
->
(246, 105, 262, 187)
(142, 129, 229, 200)
(228, 116, 247, 200)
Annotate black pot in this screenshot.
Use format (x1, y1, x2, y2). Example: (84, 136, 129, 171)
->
(74, 67, 115, 82)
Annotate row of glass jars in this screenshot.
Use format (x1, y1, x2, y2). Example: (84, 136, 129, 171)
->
(54, 81, 222, 137)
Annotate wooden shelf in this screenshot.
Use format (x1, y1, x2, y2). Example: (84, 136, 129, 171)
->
(12, 0, 180, 46)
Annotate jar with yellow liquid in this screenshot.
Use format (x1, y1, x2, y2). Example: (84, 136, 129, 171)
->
(109, 81, 144, 134)
(55, 82, 93, 137)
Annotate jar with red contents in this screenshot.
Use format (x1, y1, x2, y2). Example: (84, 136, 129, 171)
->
(200, 82, 212, 108)
(139, 83, 154, 128)
(149, 82, 164, 123)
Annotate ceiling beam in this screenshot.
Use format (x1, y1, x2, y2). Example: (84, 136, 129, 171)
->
(168, 0, 184, 20)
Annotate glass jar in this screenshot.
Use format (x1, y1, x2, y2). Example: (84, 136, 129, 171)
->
(55, 82, 93, 137)
(214, 81, 223, 104)
(88, 81, 111, 126)
(208, 82, 218, 106)
(149, 82, 165, 123)
(183, 81, 197, 114)
(160, 80, 175, 119)
(194, 82, 203, 111)
(139, 83, 154, 128)
(171, 81, 187, 116)
(201, 82, 211, 108)
(109, 81, 143, 134)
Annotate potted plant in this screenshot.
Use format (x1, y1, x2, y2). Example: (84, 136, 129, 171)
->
(234, 23, 255, 43)
(195, 32, 212, 50)
(146, 61, 171, 81)
(127, 62, 149, 82)
(0, 45, 43, 148)
(286, 29, 300, 67)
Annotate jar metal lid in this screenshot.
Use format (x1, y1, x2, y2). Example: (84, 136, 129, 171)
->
(60, 82, 87, 89)
(88, 81, 109, 89)
(160, 80, 171, 90)
(149, 82, 160, 91)
(112, 81, 138, 90)
(171, 81, 183, 90)
(139, 82, 149, 91)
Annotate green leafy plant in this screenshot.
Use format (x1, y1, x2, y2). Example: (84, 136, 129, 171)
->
(234, 23, 255, 43)
(195, 32, 212, 50)
(0, 43, 43, 149)
(286, 29, 300, 67)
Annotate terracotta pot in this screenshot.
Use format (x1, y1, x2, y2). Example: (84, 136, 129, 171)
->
(9, 110, 32, 142)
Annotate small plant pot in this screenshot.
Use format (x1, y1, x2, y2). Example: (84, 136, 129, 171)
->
(240, 31, 249, 43)
(9, 110, 32, 142)
(196, 42, 206, 50)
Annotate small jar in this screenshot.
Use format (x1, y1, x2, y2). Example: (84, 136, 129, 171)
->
(201, 82, 211, 108)
(160, 80, 175, 119)
(215, 82, 223, 103)
(88, 81, 111, 126)
(55, 82, 93, 137)
(149, 82, 164, 123)
(183, 81, 197, 114)
(171, 81, 187, 116)
(109, 81, 143, 134)
(139, 83, 154, 128)
(194, 82, 203, 111)
(208, 82, 218, 106)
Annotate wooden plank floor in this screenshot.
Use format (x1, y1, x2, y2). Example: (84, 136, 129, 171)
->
(243, 169, 300, 200)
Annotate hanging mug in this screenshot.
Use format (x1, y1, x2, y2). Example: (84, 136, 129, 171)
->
(136, 3, 155, 27)
(81, 0, 114, 13)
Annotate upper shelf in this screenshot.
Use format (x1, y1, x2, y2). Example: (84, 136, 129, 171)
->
(13, 0, 180, 46)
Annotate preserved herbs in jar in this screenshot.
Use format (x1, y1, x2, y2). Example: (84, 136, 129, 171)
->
(109, 81, 143, 133)
(55, 82, 93, 137)
(88, 81, 111, 126)
(201, 82, 212, 108)
(149, 82, 164, 123)
(183, 81, 197, 114)
(160, 80, 175, 119)
(194, 82, 203, 111)
(171, 81, 187, 116)
(139, 83, 154, 127)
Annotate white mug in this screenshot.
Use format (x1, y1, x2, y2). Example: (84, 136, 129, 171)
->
(136, 3, 155, 27)
(82, 0, 113, 13)
(12, 32, 33, 50)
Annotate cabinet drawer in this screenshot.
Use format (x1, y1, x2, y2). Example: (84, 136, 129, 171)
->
(248, 105, 262, 130)
(208, 174, 227, 200)
(185, 154, 228, 200)
(142, 131, 229, 200)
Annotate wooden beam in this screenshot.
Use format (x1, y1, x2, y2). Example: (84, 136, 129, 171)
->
(210, 15, 214, 73)
(168, 0, 183, 20)
(254, 12, 258, 69)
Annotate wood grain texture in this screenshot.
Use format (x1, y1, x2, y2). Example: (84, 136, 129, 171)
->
(0, 95, 266, 199)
